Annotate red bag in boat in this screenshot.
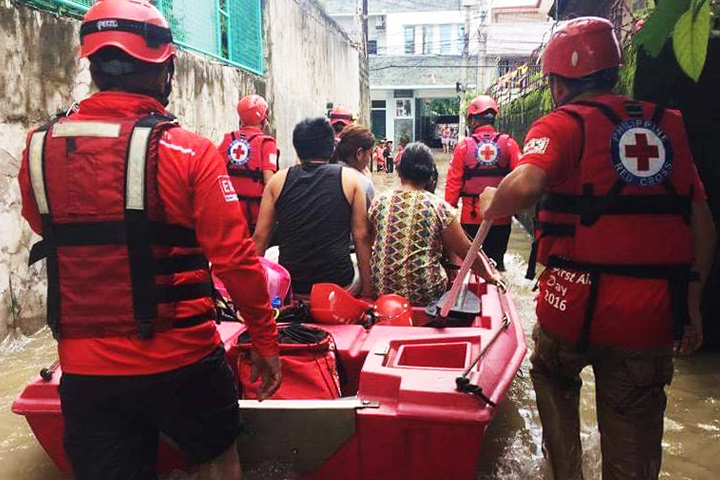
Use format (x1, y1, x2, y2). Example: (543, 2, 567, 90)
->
(237, 324, 342, 399)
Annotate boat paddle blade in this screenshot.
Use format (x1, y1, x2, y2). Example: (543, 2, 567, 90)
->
(425, 290, 481, 328)
(310, 283, 371, 324)
(374, 294, 413, 326)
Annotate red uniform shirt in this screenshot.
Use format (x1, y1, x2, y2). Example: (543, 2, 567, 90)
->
(520, 94, 707, 348)
(445, 125, 521, 225)
(18, 92, 278, 375)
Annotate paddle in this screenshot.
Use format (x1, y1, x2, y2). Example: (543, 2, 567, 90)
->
(439, 220, 493, 318)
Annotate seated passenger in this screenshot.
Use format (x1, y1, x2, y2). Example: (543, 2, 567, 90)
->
(253, 117, 372, 297)
(369, 142, 498, 306)
(332, 125, 376, 208)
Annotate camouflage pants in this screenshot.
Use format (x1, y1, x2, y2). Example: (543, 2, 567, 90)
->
(530, 325, 673, 480)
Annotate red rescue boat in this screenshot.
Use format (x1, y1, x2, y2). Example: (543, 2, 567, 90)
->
(13, 277, 526, 480)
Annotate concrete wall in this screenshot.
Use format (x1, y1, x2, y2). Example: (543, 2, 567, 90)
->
(0, 0, 368, 339)
(265, 0, 366, 165)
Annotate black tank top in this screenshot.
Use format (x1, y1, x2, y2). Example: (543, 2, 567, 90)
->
(275, 163, 354, 294)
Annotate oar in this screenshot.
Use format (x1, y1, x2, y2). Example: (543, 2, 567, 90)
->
(440, 220, 493, 318)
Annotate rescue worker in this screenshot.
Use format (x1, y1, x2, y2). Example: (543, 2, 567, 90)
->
(17, 1, 282, 479)
(445, 95, 521, 270)
(478, 17, 716, 480)
(328, 106, 355, 142)
(218, 94, 278, 234)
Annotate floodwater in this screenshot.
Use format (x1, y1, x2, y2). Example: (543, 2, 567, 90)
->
(0, 152, 718, 480)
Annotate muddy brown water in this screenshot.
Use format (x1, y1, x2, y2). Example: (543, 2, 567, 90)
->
(0, 152, 718, 480)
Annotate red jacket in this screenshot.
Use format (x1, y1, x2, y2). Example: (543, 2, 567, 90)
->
(445, 125, 521, 225)
(18, 92, 278, 375)
(521, 94, 706, 348)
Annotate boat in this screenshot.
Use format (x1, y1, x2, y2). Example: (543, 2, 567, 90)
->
(13, 274, 526, 480)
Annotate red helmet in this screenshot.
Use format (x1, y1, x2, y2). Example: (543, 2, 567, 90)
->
(374, 294, 413, 327)
(542, 17, 621, 79)
(329, 107, 355, 127)
(467, 96, 498, 116)
(80, 0, 176, 63)
(237, 94, 269, 125)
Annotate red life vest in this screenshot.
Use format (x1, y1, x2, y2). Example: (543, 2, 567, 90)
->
(527, 97, 696, 348)
(220, 128, 275, 199)
(461, 132, 512, 196)
(26, 114, 215, 339)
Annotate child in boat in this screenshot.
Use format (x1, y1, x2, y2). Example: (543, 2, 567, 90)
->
(253, 117, 372, 298)
(368, 142, 499, 305)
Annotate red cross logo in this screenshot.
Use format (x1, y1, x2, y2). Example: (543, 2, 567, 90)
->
(479, 144, 496, 161)
(231, 142, 248, 161)
(624, 133, 659, 172)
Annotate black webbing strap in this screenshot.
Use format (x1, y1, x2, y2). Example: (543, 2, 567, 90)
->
(538, 190, 692, 220)
(228, 169, 264, 181)
(525, 221, 575, 280)
(571, 100, 623, 126)
(28, 222, 201, 266)
(156, 282, 214, 303)
(41, 215, 62, 339)
(155, 254, 209, 275)
(576, 269, 601, 354)
(651, 104, 666, 125)
(80, 18, 173, 48)
(125, 115, 177, 338)
(463, 167, 508, 179)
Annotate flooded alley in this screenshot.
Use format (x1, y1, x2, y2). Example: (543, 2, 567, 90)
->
(0, 153, 717, 480)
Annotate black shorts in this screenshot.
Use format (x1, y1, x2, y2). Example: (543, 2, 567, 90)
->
(59, 347, 240, 480)
(462, 223, 512, 270)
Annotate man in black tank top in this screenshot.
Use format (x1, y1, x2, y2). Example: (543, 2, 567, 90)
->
(253, 118, 372, 297)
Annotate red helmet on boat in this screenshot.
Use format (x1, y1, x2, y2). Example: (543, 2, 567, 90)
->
(310, 284, 371, 324)
(542, 17, 622, 79)
(374, 294, 413, 327)
(80, 0, 177, 63)
(467, 96, 498, 116)
(329, 107, 355, 127)
(238, 94, 269, 126)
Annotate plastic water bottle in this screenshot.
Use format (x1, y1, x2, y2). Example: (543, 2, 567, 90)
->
(271, 296, 282, 308)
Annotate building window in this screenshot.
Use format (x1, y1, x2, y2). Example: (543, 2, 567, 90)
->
(440, 24, 452, 55)
(395, 99, 413, 118)
(423, 25, 434, 55)
(368, 40, 377, 55)
(404, 26, 416, 54)
(372, 100, 386, 109)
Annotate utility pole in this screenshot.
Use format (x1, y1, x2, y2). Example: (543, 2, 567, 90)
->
(477, 0, 489, 93)
(459, 0, 475, 139)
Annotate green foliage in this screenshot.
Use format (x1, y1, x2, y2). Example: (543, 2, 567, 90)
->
(425, 98, 460, 119)
(672, 1, 712, 81)
(635, 0, 714, 82)
(617, 44, 637, 96)
(634, 0, 691, 57)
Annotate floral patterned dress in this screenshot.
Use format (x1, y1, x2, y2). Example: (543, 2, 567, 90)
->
(369, 189, 457, 305)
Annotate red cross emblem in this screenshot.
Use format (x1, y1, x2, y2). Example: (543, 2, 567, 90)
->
(624, 133, 659, 172)
(477, 141, 498, 164)
(228, 139, 251, 166)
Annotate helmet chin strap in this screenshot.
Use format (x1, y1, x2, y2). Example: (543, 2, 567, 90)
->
(158, 58, 175, 107)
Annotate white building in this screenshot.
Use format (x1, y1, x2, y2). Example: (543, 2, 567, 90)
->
(324, 0, 553, 145)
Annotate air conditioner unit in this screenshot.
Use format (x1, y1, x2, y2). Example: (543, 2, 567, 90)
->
(376, 16, 386, 30)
